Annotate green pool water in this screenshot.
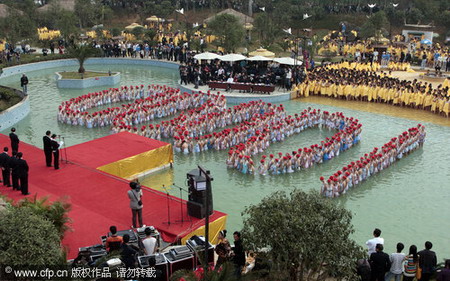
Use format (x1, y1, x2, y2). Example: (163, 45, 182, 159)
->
(1, 64, 449, 258)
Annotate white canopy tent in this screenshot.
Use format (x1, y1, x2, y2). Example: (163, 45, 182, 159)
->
(273, 57, 303, 66)
(246, 56, 272, 61)
(219, 54, 247, 62)
(193, 52, 222, 60)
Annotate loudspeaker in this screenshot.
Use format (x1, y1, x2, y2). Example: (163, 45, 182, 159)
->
(187, 201, 213, 219)
(188, 189, 213, 208)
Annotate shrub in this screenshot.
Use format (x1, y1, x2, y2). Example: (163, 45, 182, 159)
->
(16, 196, 72, 239)
(0, 87, 22, 112)
(0, 207, 65, 267)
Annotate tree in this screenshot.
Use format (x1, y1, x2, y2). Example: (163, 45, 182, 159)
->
(190, 38, 202, 52)
(370, 11, 389, 33)
(0, 207, 65, 267)
(437, 10, 450, 27)
(208, 14, 245, 52)
(67, 44, 101, 74)
(306, 34, 323, 60)
(75, 0, 104, 28)
(360, 21, 376, 40)
(241, 190, 365, 281)
(254, 13, 280, 48)
(0, 9, 36, 46)
(360, 11, 389, 40)
(131, 26, 145, 39)
(111, 27, 121, 37)
(55, 11, 79, 42)
(406, 7, 425, 24)
(385, 6, 406, 27)
(16, 196, 72, 239)
(144, 29, 157, 41)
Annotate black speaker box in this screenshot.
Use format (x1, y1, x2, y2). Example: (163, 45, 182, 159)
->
(187, 200, 213, 219)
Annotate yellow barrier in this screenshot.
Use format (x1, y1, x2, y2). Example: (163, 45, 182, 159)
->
(97, 143, 173, 179)
(181, 215, 227, 245)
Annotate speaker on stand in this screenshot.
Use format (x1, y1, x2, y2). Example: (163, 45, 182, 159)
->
(186, 169, 213, 219)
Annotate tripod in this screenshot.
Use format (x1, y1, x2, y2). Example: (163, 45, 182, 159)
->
(173, 183, 188, 224)
(162, 185, 171, 226)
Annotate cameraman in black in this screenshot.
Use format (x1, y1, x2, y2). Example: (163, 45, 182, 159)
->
(127, 181, 144, 228)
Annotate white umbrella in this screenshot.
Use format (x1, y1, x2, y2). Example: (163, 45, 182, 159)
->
(194, 52, 221, 60)
(220, 54, 247, 62)
(247, 55, 273, 61)
(273, 57, 303, 66)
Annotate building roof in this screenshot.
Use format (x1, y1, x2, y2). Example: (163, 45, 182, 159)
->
(204, 8, 254, 25)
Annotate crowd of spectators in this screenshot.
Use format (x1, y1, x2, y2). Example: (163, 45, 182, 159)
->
(179, 60, 306, 90)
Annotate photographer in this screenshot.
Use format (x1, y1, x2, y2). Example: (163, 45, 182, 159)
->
(128, 181, 144, 228)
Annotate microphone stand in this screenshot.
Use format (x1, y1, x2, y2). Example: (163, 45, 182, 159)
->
(62, 136, 68, 163)
(162, 185, 171, 226)
(173, 183, 188, 224)
(58, 135, 69, 164)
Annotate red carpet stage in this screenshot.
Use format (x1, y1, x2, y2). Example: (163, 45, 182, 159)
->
(0, 133, 227, 259)
(67, 132, 174, 179)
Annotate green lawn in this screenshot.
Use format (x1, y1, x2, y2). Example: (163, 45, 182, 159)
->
(0, 87, 22, 112)
(0, 53, 71, 69)
(58, 71, 114, 79)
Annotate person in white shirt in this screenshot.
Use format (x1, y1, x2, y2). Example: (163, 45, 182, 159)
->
(366, 228, 384, 256)
(385, 242, 406, 281)
(142, 227, 157, 255)
(285, 69, 292, 89)
(217, 67, 225, 77)
(373, 50, 379, 62)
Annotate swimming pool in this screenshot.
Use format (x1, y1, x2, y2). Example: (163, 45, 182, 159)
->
(1, 61, 448, 257)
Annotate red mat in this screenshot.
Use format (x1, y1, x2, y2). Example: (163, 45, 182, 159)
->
(0, 133, 226, 259)
(65, 132, 170, 168)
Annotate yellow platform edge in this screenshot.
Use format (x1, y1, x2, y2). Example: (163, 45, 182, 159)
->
(181, 215, 228, 245)
(97, 144, 174, 179)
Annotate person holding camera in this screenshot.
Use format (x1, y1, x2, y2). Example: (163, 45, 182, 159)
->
(128, 181, 144, 228)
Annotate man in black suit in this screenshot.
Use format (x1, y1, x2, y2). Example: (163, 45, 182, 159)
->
(9, 127, 19, 154)
(21, 74, 29, 94)
(233, 231, 246, 277)
(50, 134, 60, 170)
(0, 147, 11, 187)
(43, 130, 52, 167)
(8, 151, 20, 190)
(369, 244, 391, 281)
(418, 241, 437, 281)
(16, 152, 29, 195)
